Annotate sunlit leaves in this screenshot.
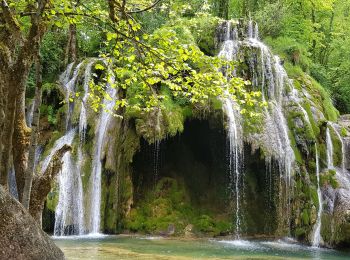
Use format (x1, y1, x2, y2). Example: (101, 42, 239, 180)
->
(89, 14, 262, 118)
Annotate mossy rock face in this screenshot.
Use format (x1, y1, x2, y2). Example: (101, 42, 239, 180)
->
(124, 177, 231, 236)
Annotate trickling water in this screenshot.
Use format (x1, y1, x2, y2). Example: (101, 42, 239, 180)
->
(26, 101, 35, 128)
(312, 145, 323, 247)
(330, 123, 346, 172)
(64, 62, 83, 130)
(247, 20, 258, 40)
(40, 127, 85, 236)
(79, 60, 95, 141)
(219, 20, 298, 235)
(52, 61, 98, 236)
(8, 163, 18, 199)
(219, 21, 244, 237)
(223, 98, 243, 237)
(41, 130, 76, 173)
(153, 140, 161, 185)
(54, 146, 85, 236)
(89, 75, 117, 234)
(326, 126, 334, 169)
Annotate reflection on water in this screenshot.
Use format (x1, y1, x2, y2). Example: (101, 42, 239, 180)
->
(54, 235, 350, 260)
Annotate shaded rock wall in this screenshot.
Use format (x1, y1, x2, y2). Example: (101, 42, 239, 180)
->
(0, 186, 64, 260)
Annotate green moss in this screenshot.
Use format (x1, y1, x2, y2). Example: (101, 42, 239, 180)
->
(301, 209, 310, 225)
(295, 227, 307, 238)
(321, 170, 339, 189)
(310, 78, 339, 122)
(124, 177, 231, 236)
(41, 131, 63, 158)
(329, 127, 343, 167)
(309, 186, 319, 210)
(46, 185, 59, 212)
(303, 102, 320, 138)
(341, 127, 348, 137)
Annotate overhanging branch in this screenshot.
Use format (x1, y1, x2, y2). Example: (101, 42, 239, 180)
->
(127, 0, 162, 14)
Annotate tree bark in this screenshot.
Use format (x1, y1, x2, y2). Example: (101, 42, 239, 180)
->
(21, 55, 43, 209)
(64, 23, 78, 67)
(29, 145, 71, 226)
(13, 84, 31, 198)
(0, 0, 49, 192)
(0, 74, 17, 190)
(216, 0, 229, 19)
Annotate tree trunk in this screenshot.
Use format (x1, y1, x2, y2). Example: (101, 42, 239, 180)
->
(0, 0, 49, 192)
(64, 23, 78, 67)
(29, 145, 71, 225)
(0, 74, 17, 190)
(216, 0, 229, 19)
(13, 77, 31, 198)
(0, 70, 7, 186)
(22, 55, 43, 209)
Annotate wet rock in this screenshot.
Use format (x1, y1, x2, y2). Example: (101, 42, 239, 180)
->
(184, 224, 194, 238)
(159, 224, 175, 237)
(0, 187, 64, 260)
(310, 205, 317, 225)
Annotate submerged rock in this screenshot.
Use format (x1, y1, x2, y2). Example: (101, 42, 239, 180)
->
(0, 187, 64, 260)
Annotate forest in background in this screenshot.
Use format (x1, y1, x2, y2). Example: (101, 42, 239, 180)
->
(25, 0, 350, 114)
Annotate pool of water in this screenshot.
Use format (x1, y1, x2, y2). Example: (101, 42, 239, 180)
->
(53, 235, 350, 260)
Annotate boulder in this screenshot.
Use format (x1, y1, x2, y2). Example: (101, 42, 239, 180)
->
(0, 186, 64, 260)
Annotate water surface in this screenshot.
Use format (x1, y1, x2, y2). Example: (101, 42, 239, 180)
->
(54, 235, 350, 260)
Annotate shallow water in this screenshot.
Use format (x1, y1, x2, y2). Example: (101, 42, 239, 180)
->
(54, 235, 350, 260)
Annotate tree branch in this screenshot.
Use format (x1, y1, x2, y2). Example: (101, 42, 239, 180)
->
(29, 144, 71, 225)
(127, 0, 162, 14)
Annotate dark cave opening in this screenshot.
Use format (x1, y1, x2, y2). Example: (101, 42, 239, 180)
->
(132, 119, 230, 217)
(131, 118, 280, 236)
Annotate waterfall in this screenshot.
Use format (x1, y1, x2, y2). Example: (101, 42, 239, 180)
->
(218, 20, 297, 235)
(40, 128, 85, 236)
(219, 21, 244, 237)
(41, 130, 76, 173)
(223, 98, 243, 237)
(8, 164, 18, 199)
(54, 144, 85, 236)
(26, 101, 35, 128)
(248, 24, 295, 228)
(64, 63, 83, 130)
(50, 62, 97, 236)
(326, 126, 334, 169)
(88, 75, 117, 234)
(330, 123, 346, 173)
(312, 145, 323, 247)
(79, 60, 95, 141)
(153, 140, 161, 185)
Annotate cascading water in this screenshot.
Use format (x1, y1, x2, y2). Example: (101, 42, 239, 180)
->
(64, 63, 83, 130)
(326, 126, 334, 169)
(223, 98, 243, 237)
(54, 144, 85, 236)
(290, 78, 326, 246)
(218, 20, 298, 235)
(88, 75, 117, 234)
(330, 123, 346, 173)
(219, 20, 296, 233)
(312, 145, 323, 247)
(219, 21, 244, 237)
(153, 140, 161, 185)
(40, 128, 85, 236)
(44, 60, 118, 236)
(50, 62, 91, 236)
